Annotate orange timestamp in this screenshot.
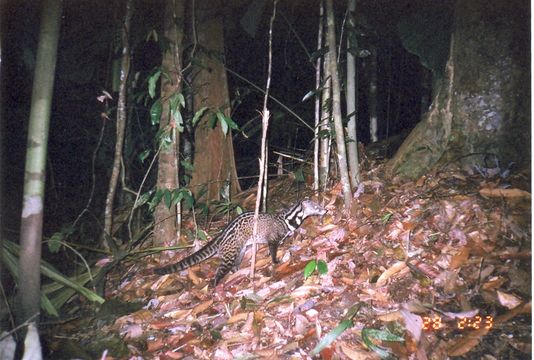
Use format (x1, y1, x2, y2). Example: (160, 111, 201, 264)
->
(422, 315, 494, 331)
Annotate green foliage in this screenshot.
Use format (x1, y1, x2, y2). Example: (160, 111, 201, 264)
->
(381, 211, 394, 224)
(48, 226, 75, 253)
(294, 167, 305, 183)
(310, 304, 361, 356)
(303, 259, 328, 280)
(139, 149, 151, 163)
(148, 69, 161, 99)
(361, 328, 405, 359)
(213, 109, 239, 136)
(192, 106, 208, 126)
(169, 92, 185, 132)
(211, 199, 243, 217)
(143, 187, 195, 212)
(150, 100, 162, 125)
(2, 239, 104, 317)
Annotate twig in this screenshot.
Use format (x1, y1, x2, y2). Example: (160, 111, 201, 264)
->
(127, 144, 162, 245)
(72, 117, 107, 229)
(0, 313, 39, 342)
(250, 0, 278, 289)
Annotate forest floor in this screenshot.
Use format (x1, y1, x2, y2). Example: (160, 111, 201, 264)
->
(44, 155, 531, 359)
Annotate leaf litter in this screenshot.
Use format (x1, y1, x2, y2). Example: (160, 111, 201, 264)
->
(45, 163, 531, 359)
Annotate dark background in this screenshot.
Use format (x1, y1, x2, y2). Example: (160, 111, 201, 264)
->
(1, 0, 442, 242)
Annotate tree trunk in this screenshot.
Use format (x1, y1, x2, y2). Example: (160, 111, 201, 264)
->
(313, 1, 324, 191)
(326, 0, 352, 211)
(102, 0, 132, 249)
(388, 0, 529, 178)
(18, 0, 62, 324)
(345, 0, 360, 187)
(153, 0, 185, 248)
(0, 0, 5, 305)
(319, 49, 331, 191)
(189, 0, 240, 202)
(368, 43, 378, 143)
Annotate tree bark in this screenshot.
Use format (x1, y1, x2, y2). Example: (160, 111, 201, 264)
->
(18, 0, 62, 324)
(345, 0, 360, 187)
(326, 0, 352, 211)
(189, 0, 240, 201)
(319, 49, 331, 191)
(0, 0, 5, 302)
(368, 43, 378, 143)
(388, 0, 530, 178)
(313, 1, 324, 191)
(153, 0, 185, 248)
(102, 0, 132, 249)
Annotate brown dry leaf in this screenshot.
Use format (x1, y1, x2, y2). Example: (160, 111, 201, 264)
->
(115, 309, 153, 327)
(340, 343, 377, 359)
(450, 247, 470, 269)
(479, 187, 531, 199)
(376, 261, 407, 287)
(192, 299, 213, 316)
(227, 312, 249, 324)
(481, 276, 506, 290)
(496, 291, 523, 309)
(120, 324, 144, 340)
(447, 326, 490, 356)
(163, 308, 192, 320)
(377, 310, 403, 322)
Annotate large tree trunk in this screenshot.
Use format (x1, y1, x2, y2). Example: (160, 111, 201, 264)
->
(388, 0, 529, 178)
(153, 0, 184, 248)
(189, 0, 240, 201)
(18, 0, 62, 324)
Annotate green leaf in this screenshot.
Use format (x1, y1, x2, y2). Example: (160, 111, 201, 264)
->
(163, 189, 172, 209)
(177, 92, 185, 108)
(150, 100, 162, 126)
(303, 260, 317, 279)
(215, 111, 228, 135)
(192, 106, 208, 126)
(381, 211, 393, 224)
(223, 114, 239, 130)
(171, 189, 184, 207)
(294, 167, 305, 183)
(208, 113, 218, 129)
(173, 109, 184, 132)
(2, 240, 105, 307)
(148, 70, 161, 98)
(149, 190, 164, 212)
(196, 229, 208, 241)
(180, 160, 194, 172)
(317, 260, 328, 275)
(309, 319, 353, 356)
(135, 190, 153, 209)
(235, 206, 243, 215)
(139, 149, 150, 163)
(361, 328, 404, 359)
(182, 190, 195, 210)
(48, 232, 64, 253)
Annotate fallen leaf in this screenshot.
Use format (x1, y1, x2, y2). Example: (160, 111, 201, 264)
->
(192, 300, 213, 315)
(450, 247, 470, 269)
(376, 261, 407, 287)
(227, 312, 249, 324)
(479, 187, 531, 199)
(497, 291, 522, 309)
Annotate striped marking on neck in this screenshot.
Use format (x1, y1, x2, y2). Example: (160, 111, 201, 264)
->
(283, 202, 304, 231)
